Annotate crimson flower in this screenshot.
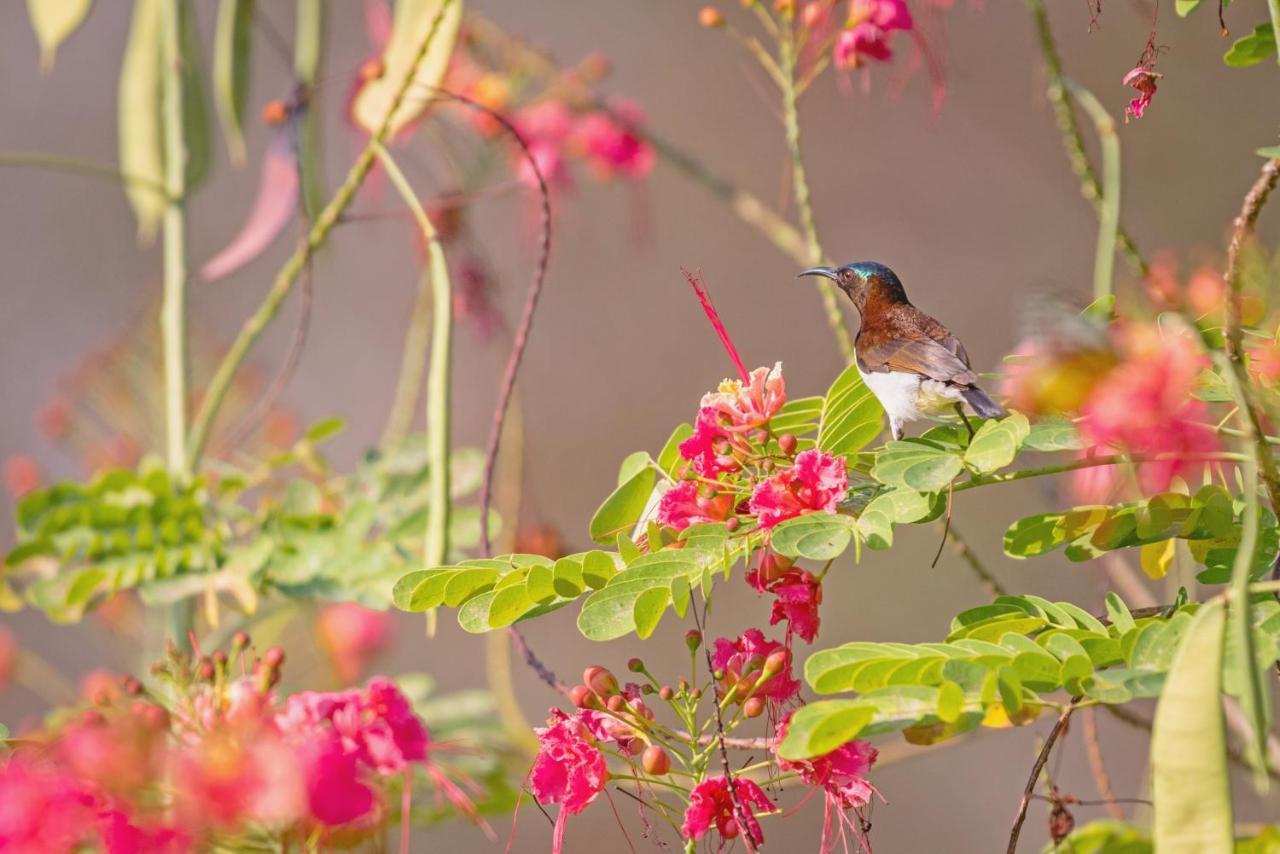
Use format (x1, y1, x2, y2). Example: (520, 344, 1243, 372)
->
(572, 101, 656, 181)
(529, 710, 608, 854)
(767, 568, 823, 643)
(710, 629, 801, 705)
(775, 712, 879, 852)
(656, 481, 735, 531)
(834, 0, 913, 68)
(749, 449, 848, 529)
(681, 775, 774, 845)
(677, 407, 741, 478)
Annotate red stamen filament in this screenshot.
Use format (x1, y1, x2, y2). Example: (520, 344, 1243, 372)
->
(682, 268, 749, 383)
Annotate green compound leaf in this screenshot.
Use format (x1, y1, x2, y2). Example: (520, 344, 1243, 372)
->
(771, 513, 856, 561)
(775, 700, 874, 760)
(963, 413, 1030, 474)
(871, 439, 964, 493)
(818, 363, 885, 457)
(588, 466, 657, 545)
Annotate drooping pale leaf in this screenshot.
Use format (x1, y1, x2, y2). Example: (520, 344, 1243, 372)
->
(770, 513, 855, 561)
(293, 0, 326, 218)
(118, 0, 166, 241)
(26, 0, 92, 71)
(588, 466, 657, 545)
(775, 700, 874, 760)
(1174, 0, 1202, 15)
(213, 0, 254, 165)
(963, 413, 1029, 474)
(872, 439, 964, 493)
(818, 363, 885, 457)
(1259, 146, 1280, 158)
(1151, 599, 1232, 854)
(177, 0, 211, 190)
(201, 133, 299, 281)
(350, 0, 463, 137)
(1140, 539, 1176, 580)
(1224, 24, 1276, 67)
(1227, 461, 1270, 791)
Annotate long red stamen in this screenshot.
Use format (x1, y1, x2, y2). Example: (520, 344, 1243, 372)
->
(682, 268, 749, 382)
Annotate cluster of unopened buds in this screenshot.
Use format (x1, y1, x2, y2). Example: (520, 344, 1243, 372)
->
(523, 630, 878, 852)
(0, 633, 480, 852)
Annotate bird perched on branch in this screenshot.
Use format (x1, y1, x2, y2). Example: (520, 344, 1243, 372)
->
(800, 261, 1006, 440)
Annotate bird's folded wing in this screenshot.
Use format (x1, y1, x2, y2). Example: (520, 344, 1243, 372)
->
(859, 337, 978, 386)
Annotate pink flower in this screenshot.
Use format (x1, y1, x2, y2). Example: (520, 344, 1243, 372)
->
(749, 449, 848, 529)
(317, 603, 393, 685)
(776, 713, 878, 808)
(699, 363, 786, 432)
(775, 712, 879, 852)
(1122, 65, 1161, 122)
(0, 628, 14, 693)
(513, 101, 575, 188)
(656, 481, 735, 531)
(710, 629, 801, 705)
(297, 734, 378, 827)
(3, 455, 41, 499)
(768, 569, 823, 643)
(1079, 327, 1220, 495)
(277, 678, 428, 777)
(178, 727, 307, 830)
(681, 775, 774, 845)
(572, 101, 655, 181)
(834, 0, 913, 68)
(530, 710, 608, 853)
(0, 757, 101, 852)
(677, 407, 741, 478)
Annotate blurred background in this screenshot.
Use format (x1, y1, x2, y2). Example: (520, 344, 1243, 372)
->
(2, 0, 1278, 849)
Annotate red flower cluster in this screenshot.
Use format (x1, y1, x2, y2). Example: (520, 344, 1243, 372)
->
(529, 710, 608, 854)
(711, 628, 801, 707)
(681, 774, 775, 845)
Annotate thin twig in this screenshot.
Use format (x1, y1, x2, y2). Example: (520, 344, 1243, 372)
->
(1080, 707, 1124, 820)
(507, 624, 568, 696)
(1007, 700, 1077, 854)
(0, 151, 171, 197)
(185, 0, 458, 467)
(1025, 0, 1146, 276)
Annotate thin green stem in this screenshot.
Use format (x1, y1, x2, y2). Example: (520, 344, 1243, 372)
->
(1025, 0, 1146, 276)
(376, 145, 451, 569)
(160, 0, 193, 645)
(186, 0, 456, 468)
(777, 33, 854, 362)
(379, 273, 434, 448)
(1060, 80, 1119, 307)
(1269, 0, 1280, 68)
(0, 151, 171, 196)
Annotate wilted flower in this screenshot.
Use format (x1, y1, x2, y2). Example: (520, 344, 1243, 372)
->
(529, 710, 608, 853)
(711, 629, 801, 705)
(1122, 64, 1161, 122)
(317, 603, 394, 685)
(681, 775, 774, 845)
(749, 449, 848, 529)
(766, 568, 823, 643)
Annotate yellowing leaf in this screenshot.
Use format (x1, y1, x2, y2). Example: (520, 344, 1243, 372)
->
(27, 0, 92, 71)
(350, 0, 463, 138)
(1140, 539, 1176, 579)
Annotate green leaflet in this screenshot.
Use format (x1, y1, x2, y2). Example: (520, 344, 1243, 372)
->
(775, 700, 874, 760)
(963, 413, 1030, 474)
(1152, 599, 1233, 854)
(213, 0, 254, 164)
(872, 438, 964, 493)
(589, 466, 657, 545)
(771, 513, 856, 561)
(818, 362, 885, 457)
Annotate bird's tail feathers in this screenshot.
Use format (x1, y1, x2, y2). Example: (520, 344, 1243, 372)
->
(961, 386, 1007, 419)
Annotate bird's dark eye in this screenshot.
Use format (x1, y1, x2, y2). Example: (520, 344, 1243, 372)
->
(839, 269, 855, 285)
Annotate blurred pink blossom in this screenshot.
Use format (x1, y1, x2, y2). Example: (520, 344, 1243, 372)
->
(317, 603, 394, 685)
(572, 101, 655, 181)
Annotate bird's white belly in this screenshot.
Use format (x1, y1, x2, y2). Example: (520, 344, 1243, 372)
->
(857, 367, 963, 436)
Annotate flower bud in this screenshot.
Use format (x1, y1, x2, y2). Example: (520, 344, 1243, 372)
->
(197, 659, 215, 681)
(641, 684, 655, 695)
(627, 738, 645, 756)
(642, 745, 671, 775)
(778, 433, 798, 455)
(569, 684, 595, 708)
(261, 100, 289, 126)
(627, 657, 645, 673)
(659, 685, 675, 701)
(584, 666, 620, 698)
(757, 553, 787, 585)
(607, 695, 626, 713)
(690, 687, 703, 700)
(122, 675, 143, 696)
(723, 819, 741, 839)
(753, 429, 770, 445)
(698, 6, 725, 27)
(359, 57, 385, 82)
(773, 0, 796, 14)
(761, 649, 789, 681)
(212, 650, 228, 668)
(263, 647, 285, 669)
(725, 517, 741, 532)
(684, 629, 703, 652)
(678, 678, 690, 693)
(231, 631, 250, 651)
(743, 696, 766, 718)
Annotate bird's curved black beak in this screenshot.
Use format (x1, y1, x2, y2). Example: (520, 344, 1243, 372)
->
(798, 266, 838, 282)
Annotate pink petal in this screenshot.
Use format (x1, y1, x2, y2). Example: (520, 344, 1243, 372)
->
(201, 131, 299, 282)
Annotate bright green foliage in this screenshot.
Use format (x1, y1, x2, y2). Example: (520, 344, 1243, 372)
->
(963, 412, 1030, 473)
(1224, 24, 1276, 67)
(1152, 600, 1233, 854)
(818, 363, 884, 456)
(4, 425, 490, 619)
(1002, 486, 1276, 582)
(589, 462, 658, 545)
(780, 593, 1280, 760)
(1044, 822, 1280, 854)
